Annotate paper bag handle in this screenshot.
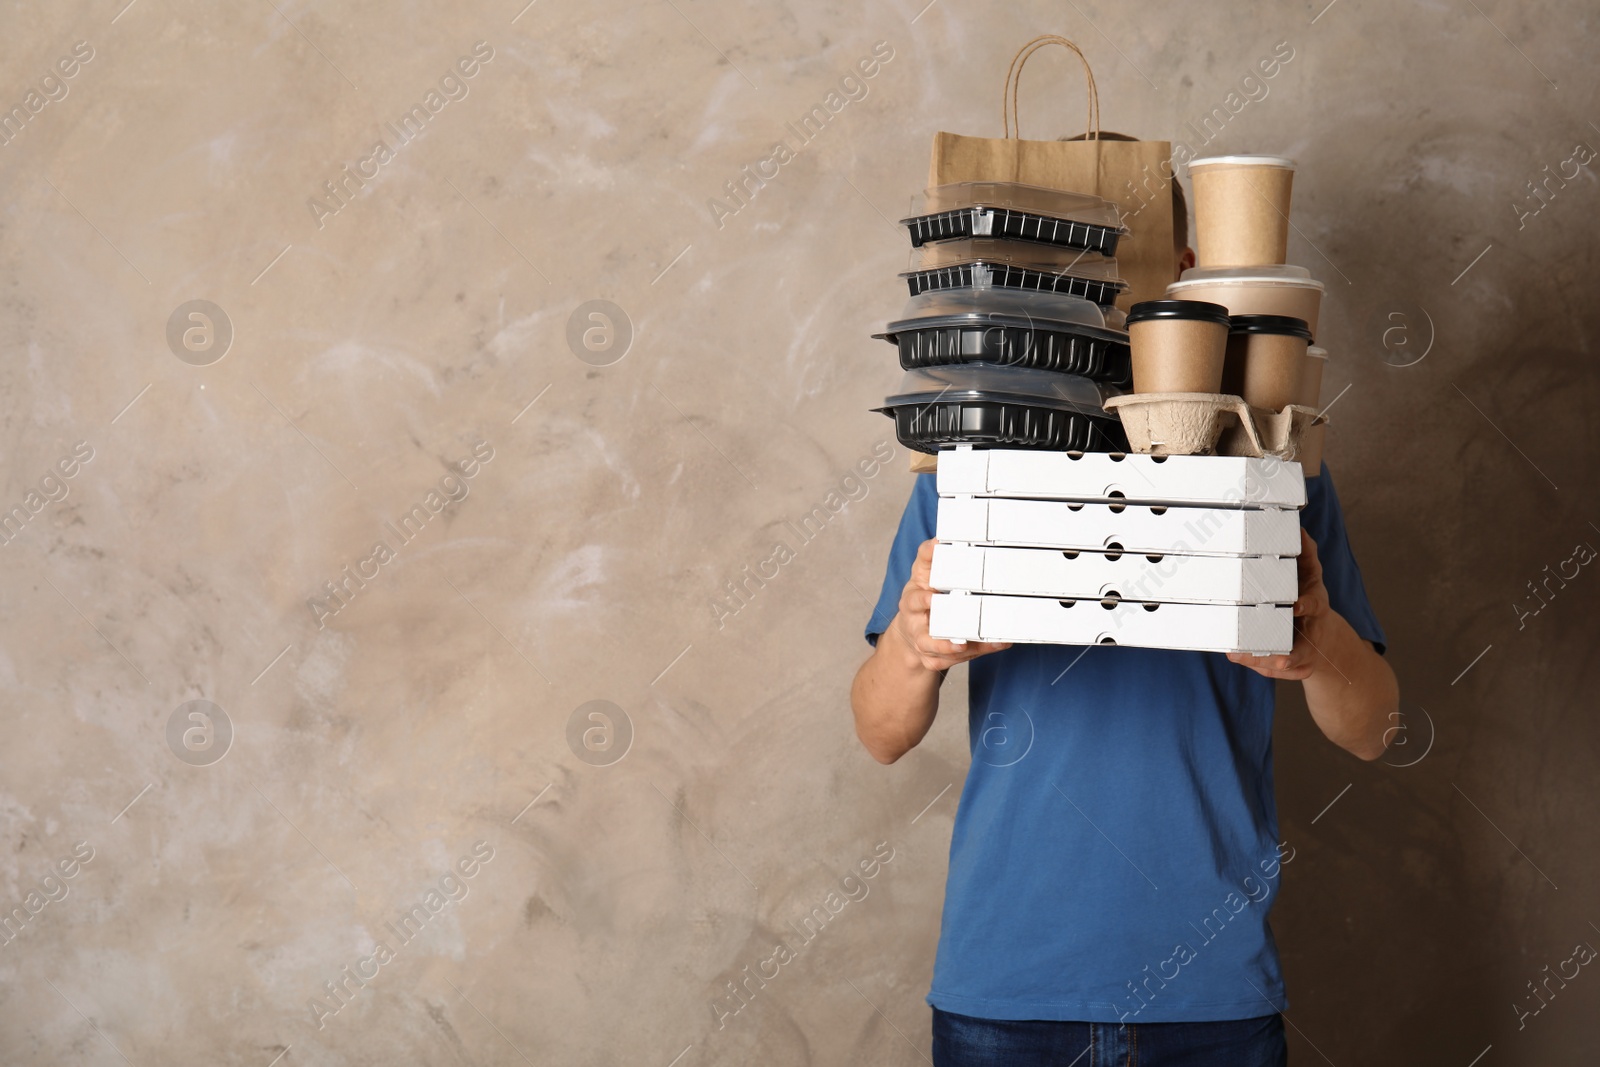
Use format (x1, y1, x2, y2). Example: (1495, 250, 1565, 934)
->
(1003, 35, 1101, 141)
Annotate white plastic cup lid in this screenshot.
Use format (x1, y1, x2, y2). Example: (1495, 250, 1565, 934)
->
(1307, 345, 1328, 359)
(1168, 265, 1324, 292)
(1188, 154, 1297, 170)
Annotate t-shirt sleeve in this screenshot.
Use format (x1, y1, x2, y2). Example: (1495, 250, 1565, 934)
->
(1301, 462, 1388, 655)
(864, 473, 938, 645)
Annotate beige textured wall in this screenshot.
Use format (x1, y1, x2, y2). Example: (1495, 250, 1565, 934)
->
(2, 0, 1597, 1063)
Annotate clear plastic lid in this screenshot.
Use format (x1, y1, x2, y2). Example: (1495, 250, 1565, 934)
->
(882, 364, 1117, 413)
(1188, 154, 1297, 170)
(910, 239, 1124, 279)
(1168, 264, 1325, 291)
(905, 181, 1126, 230)
(894, 286, 1108, 329)
(1307, 345, 1328, 360)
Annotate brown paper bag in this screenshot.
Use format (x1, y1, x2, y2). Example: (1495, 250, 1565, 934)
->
(929, 35, 1175, 311)
(909, 36, 1176, 476)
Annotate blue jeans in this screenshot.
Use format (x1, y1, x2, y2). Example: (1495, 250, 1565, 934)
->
(931, 1008, 1287, 1067)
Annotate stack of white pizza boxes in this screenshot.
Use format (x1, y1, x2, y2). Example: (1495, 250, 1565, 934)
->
(927, 448, 1305, 655)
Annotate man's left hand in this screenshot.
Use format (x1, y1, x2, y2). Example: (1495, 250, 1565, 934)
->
(1227, 528, 1330, 680)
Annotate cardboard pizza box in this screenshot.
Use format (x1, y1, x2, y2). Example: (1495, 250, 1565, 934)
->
(936, 496, 1302, 556)
(930, 542, 1297, 605)
(935, 448, 1306, 508)
(929, 592, 1293, 654)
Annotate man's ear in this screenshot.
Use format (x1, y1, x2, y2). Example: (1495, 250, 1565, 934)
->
(1176, 245, 1196, 279)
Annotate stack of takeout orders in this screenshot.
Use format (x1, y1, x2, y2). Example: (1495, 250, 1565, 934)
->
(872, 156, 1330, 655)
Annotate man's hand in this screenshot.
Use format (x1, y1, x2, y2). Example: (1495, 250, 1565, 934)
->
(851, 538, 1010, 764)
(1227, 528, 1329, 680)
(1227, 527, 1399, 760)
(887, 538, 1012, 672)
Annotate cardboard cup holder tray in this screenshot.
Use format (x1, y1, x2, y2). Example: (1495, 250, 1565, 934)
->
(1103, 393, 1325, 460)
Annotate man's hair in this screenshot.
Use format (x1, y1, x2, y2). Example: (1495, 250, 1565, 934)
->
(1060, 131, 1188, 253)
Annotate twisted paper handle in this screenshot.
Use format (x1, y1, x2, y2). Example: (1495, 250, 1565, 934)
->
(1002, 35, 1100, 141)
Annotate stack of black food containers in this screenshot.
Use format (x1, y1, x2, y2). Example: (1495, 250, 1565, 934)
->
(874, 182, 1135, 453)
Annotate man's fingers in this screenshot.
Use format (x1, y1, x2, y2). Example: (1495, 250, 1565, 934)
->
(1228, 652, 1286, 668)
(1258, 663, 1314, 680)
(1287, 632, 1322, 673)
(1292, 531, 1329, 622)
(1299, 527, 1321, 563)
(899, 585, 935, 616)
(1266, 639, 1316, 678)
(916, 645, 1013, 671)
(1292, 586, 1330, 617)
(919, 637, 1011, 661)
(898, 543, 1013, 669)
(1297, 528, 1324, 589)
(1230, 665, 1312, 680)
(910, 538, 939, 585)
(1227, 649, 1312, 680)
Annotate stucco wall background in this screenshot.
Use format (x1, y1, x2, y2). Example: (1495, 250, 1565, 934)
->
(1, 0, 1597, 1063)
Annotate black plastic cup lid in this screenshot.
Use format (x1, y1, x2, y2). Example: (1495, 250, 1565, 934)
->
(1125, 299, 1231, 328)
(1228, 314, 1312, 340)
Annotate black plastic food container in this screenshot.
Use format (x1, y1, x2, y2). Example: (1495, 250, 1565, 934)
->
(900, 182, 1129, 256)
(901, 239, 1128, 305)
(875, 365, 1129, 454)
(874, 288, 1132, 386)
(901, 263, 1126, 305)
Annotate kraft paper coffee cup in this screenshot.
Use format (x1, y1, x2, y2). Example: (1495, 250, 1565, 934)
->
(1165, 265, 1324, 338)
(1126, 300, 1231, 394)
(1189, 155, 1296, 268)
(1298, 345, 1328, 407)
(1299, 345, 1328, 476)
(1221, 314, 1313, 412)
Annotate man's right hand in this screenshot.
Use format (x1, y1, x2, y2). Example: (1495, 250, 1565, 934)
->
(887, 538, 1013, 673)
(852, 539, 1013, 763)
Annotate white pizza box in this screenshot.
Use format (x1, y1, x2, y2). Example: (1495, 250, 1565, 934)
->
(930, 592, 1294, 654)
(936, 448, 1306, 509)
(936, 496, 1302, 557)
(930, 542, 1298, 605)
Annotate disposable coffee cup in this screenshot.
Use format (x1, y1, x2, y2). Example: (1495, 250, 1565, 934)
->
(1299, 345, 1328, 407)
(1125, 300, 1231, 394)
(1166, 265, 1324, 338)
(1189, 155, 1296, 268)
(1221, 314, 1313, 412)
(1299, 345, 1329, 476)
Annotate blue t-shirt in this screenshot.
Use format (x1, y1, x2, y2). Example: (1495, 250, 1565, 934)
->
(864, 463, 1386, 1024)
